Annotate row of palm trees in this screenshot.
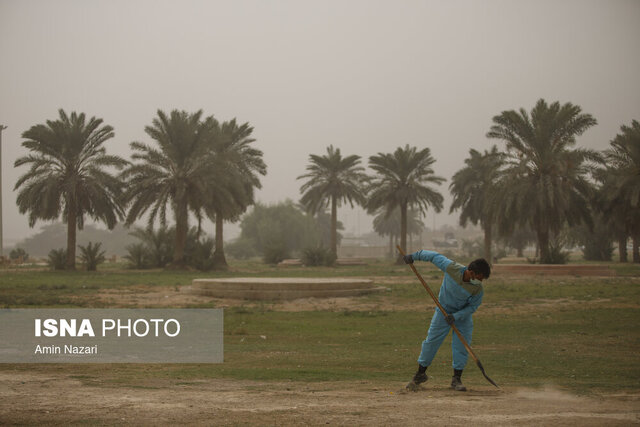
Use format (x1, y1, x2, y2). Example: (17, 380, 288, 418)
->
(298, 99, 640, 263)
(15, 109, 265, 270)
(14, 99, 639, 269)
(297, 144, 445, 262)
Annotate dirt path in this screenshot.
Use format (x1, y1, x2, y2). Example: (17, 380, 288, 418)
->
(1, 371, 638, 425)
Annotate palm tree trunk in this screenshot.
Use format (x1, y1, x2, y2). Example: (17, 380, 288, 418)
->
(517, 245, 524, 258)
(172, 202, 188, 268)
(618, 233, 628, 263)
(66, 197, 77, 270)
(535, 214, 550, 262)
(398, 202, 408, 264)
(483, 222, 492, 262)
(213, 214, 228, 270)
(330, 195, 338, 258)
(633, 234, 639, 264)
(537, 227, 550, 263)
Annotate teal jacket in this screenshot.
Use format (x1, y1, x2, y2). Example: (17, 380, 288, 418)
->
(411, 250, 483, 321)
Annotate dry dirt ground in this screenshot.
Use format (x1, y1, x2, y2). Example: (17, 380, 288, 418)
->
(1, 370, 639, 426)
(4, 276, 639, 425)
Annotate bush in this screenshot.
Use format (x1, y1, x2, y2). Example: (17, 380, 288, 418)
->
(129, 226, 211, 269)
(189, 238, 215, 271)
(124, 243, 151, 269)
(48, 248, 67, 270)
(583, 240, 614, 261)
(226, 238, 258, 260)
(580, 224, 615, 262)
(540, 238, 570, 264)
(263, 242, 289, 265)
(494, 246, 508, 261)
(301, 246, 336, 266)
(9, 247, 29, 262)
(78, 242, 106, 271)
(238, 201, 324, 260)
(130, 227, 173, 268)
(541, 245, 570, 264)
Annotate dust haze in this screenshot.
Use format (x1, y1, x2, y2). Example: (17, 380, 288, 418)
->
(1, 0, 639, 246)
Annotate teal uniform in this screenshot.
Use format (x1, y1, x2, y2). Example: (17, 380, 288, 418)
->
(411, 250, 483, 370)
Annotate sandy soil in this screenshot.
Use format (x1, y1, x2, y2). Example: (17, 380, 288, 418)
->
(14, 276, 637, 425)
(1, 370, 638, 426)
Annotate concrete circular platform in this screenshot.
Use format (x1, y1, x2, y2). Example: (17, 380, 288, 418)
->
(189, 277, 386, 300)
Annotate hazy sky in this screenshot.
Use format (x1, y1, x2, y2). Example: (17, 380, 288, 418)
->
(1, 0, 639, 244)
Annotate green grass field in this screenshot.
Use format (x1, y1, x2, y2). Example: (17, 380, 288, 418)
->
(1, 260, 639, 395)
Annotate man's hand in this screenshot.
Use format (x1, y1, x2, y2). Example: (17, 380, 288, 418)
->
(403, 254, 414, 264)
(445, 314, 455, 326)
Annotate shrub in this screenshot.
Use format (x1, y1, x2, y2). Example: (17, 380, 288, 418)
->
(48, 248, 67, 270)
(301, 246, 336, 266)
(9, 247, 29, 262)
(226, 238, 258, 260)
(540, 237, 571, 264)
(130, 227, 173, 268)
(323, 248, 337, 267)
(580, 225, 615, 262)
(78, 242, 106, 271)
(189, 238, 215, 271)
(494, 246, 508, 261)
(263, 242, 289, 265)
(124, 243, 151, 269)
(541, 244, 570, 264)
(583, 240, 614, 261)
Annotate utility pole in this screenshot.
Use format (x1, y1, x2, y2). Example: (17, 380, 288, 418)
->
(0, 125, 5, 258)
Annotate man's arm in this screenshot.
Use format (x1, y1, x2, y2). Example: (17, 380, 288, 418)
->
(452, 292, 483, 322)
(409, 250, 453, 273)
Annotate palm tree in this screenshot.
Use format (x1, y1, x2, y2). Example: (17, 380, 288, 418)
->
(121, 109, 218, 267)
(449, 146, 504, 261)
(594, 167, 630, 262)
(487, 99, 600, 262)
(368, 145, 445, 263)
(206, 119, 266, 270)
(373, 207, 424, 257)
(601, 120, 640, 262)
(298, 145, 369, 257)
(15, 109, 126, 270)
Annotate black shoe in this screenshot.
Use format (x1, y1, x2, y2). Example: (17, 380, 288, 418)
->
(406, 370, 428, 391)
(450, 375, 467, 391)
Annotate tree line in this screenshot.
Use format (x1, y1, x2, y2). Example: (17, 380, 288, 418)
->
(14, 99, 640, 270)
(297, 99, 639, 264)
(15, 109, 265, 270)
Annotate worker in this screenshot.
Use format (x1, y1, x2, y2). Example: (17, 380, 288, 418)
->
(404, 250, 491, 392)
